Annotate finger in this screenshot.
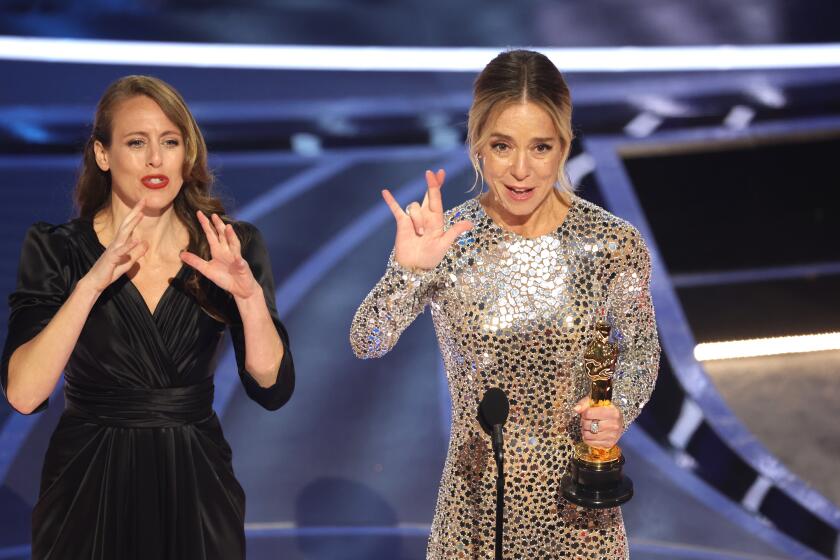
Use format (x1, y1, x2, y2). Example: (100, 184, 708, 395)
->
(403, 201, 424, 234)
(196, 211, 221, 250)
(435, 168, 445, 185)
(113, 241, 148, 276)
(211, 214, 230, 251)
(583, 438, 616, 450)
(425, 169, 444, 214)
(119, 197, 146, 225)
(225, 224, 242, 256)
(180, 251, 212, 275)
(121, 197, 146, 226)
(112, 238, 143, 258)
(582, 406, 619, 421)
(381, 189, 407, 221)
(581, 420, 620, 439)
(114, 208, 144, 245)
(440, 220, 473, 246)
(573, 396, 590, 414)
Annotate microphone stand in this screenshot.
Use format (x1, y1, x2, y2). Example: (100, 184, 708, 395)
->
(480, 388, 509, 560)
(492, 424, 504, 560)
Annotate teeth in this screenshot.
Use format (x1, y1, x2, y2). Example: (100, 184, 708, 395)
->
(149, 178, 163, 184)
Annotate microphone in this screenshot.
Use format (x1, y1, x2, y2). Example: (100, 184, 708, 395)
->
(479, 388, 510, 465)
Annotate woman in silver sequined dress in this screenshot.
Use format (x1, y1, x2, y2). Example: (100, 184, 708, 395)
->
(350, 50, 659, 559)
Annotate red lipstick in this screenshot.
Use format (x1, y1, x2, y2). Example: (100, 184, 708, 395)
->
(142, 175, 169, 190)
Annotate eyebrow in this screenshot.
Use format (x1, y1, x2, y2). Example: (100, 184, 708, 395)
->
(488, 133, 556, 143)
(122, 130, 182, 138)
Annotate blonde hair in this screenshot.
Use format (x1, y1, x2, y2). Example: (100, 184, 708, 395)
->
(467, 50, 574, 194)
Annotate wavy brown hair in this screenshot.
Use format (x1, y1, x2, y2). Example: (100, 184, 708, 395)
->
(467, 49, 574, 195)
(75, 75, 234, 320)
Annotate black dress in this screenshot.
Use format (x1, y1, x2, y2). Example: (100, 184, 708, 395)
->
(0, 219, 295, 560)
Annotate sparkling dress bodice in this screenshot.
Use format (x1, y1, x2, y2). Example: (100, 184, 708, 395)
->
(351, 196, 659, 559)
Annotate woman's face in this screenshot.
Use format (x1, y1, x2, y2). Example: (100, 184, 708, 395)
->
(94, 95, 185, 212)
(478, 101, 563, 220)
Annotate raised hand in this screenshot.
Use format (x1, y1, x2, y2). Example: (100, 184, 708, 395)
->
(382, 169, 473, 271)
(180, 211, 260, 300)
(85, 198, 149, 293)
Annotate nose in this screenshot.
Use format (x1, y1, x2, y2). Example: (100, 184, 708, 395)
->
(147, 143, 162, 168)
(510, 150, 530, 181)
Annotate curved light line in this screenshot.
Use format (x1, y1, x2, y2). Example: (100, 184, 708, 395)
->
(621, 428, 821, 560)
(585, 135, 840, 535)
(211, 158, 358, 412)
(2, 37, 840, 72)
(235, 157, 356, 223)
(214, 153, 470, 415)
(0, 544, 29, 559)
(672, 261, 840, 288)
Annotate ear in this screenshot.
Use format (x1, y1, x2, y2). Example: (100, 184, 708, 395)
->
(93, 140, 109, 172)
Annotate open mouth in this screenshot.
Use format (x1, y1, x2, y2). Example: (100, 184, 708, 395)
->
(505, 185, 535, 200)
(142, 175, 169, 189)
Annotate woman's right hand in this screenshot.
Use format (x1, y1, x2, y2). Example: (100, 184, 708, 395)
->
(83, 198, 149, 293)
(382, 169, 473, 271)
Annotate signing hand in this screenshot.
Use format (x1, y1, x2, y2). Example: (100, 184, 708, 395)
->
(574, 396, 624, 449)
(382, 169, 473, 271)
(180, 211, 260, 300)
(84, 198, 149, 293)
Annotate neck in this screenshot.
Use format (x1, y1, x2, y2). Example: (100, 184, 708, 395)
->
(481, 188, 571, 238)
(94, 196, 186, 260)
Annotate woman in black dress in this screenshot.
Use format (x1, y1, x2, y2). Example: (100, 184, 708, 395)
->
(0, 75, 294, 559)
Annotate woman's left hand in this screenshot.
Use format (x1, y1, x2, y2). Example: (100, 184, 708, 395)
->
(573, 397, 624, 449)
(180, 211, 260, 300)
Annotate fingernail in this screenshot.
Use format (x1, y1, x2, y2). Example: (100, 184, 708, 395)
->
(418, 228, 425, 235)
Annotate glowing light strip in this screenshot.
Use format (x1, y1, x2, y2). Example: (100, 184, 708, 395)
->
(2, 36, 840, 72)
(694, 332, 840, 361)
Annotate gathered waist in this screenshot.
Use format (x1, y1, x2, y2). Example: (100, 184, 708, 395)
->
(64, 378, 215, 428)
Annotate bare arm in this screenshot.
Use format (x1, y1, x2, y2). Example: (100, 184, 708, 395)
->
(233, 287, 283, 387)
(180, 212, 283, 388)
(7, 279, 99, 414)
(6, 201, 147, 414)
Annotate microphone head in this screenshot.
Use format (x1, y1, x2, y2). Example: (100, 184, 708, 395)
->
(479, 387, 510, 427)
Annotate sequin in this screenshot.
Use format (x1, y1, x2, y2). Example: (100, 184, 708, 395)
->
(351, 196, 659, 559)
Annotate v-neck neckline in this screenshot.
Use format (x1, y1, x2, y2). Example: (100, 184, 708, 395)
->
(83, 219, 188, 320)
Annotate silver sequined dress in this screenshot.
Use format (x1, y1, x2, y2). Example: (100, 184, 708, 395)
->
(350, 195, 659, 559)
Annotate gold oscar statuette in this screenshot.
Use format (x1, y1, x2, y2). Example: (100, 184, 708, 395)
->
(560, 320, 634, 508)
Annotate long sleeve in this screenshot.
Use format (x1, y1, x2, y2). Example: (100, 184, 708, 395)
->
(1, 223, 70, 414)
(607, 227, 660, 429)
(228, 223, 294, 411)
(349, 252, 440, 359)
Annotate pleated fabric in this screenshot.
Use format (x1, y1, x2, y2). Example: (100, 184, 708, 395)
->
(1, 219, 294, 560)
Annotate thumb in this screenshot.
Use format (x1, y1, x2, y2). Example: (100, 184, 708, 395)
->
(441, 220, 473, 246)
(573, 396, 590, 414)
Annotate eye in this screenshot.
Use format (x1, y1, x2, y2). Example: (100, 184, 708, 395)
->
(491, 142, 510, 153)
(127, 138, 145, 148)
(162, 138, 181, 148)
(534, 143, 553, 154)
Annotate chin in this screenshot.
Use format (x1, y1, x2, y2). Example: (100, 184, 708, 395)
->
(495, 189, 552, 216)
